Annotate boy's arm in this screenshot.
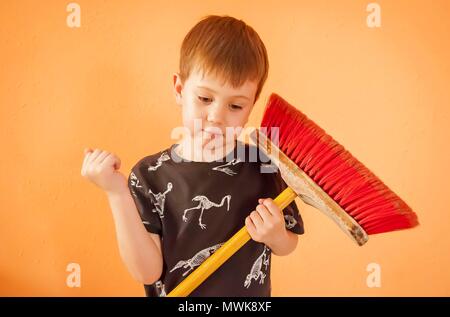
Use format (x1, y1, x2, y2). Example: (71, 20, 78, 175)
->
(107, 188, 163, 284)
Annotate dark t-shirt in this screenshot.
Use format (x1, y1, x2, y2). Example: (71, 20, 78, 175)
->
(127, 140, 304, 297)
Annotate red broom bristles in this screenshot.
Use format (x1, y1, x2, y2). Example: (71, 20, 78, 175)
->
(261, 93, 419, 235)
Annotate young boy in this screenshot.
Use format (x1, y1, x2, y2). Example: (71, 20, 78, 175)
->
(82, 15, 304, 297)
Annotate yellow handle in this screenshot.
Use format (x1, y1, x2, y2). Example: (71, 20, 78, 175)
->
(167, 187, 297, 297)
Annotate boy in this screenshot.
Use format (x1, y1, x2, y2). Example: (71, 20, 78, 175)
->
(82, 15, 304, 297)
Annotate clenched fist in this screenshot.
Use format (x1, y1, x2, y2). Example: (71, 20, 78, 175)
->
(245, 198, 287, 246)
(81, 148, 127, 195)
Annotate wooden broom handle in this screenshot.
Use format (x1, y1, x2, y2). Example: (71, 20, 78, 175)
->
(167, 187, 298, 297)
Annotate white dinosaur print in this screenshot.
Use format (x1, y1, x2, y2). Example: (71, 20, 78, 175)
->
(244, 246, 270, 289)
(284, 214, 297, 230)
(142, 221, 152, 227)
(129, 172, 143, 190)
(148, 182, 173, 218)
(148, 152, 170, 171)
(155, 281, 166, 297)
(182, 194, 231, 229)
(170, 243, 224, 277)
(260, 162, 278, 173)
(212, 158, 242, 176)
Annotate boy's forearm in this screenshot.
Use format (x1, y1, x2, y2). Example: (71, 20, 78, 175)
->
(106, 189, 162, 284)
(266, 230, 298, 256)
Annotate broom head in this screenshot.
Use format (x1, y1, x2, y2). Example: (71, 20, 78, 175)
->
(259, 93, 419, 238)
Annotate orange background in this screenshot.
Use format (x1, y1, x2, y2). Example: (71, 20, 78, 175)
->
(1, 0, 449, 296)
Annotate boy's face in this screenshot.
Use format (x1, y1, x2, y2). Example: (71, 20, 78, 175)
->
(173, 68, 258, 152)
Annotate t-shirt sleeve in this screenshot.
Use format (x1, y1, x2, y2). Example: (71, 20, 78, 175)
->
(273, 171, 305, 235)
(128, 161, 162, 235)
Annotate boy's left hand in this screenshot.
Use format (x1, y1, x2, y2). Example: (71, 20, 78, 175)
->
(245, 198, 287, 246)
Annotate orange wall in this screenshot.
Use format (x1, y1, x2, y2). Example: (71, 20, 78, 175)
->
(1, 0, 449, 296)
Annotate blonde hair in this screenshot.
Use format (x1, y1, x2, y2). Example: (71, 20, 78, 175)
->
(179, 15, 269, 103)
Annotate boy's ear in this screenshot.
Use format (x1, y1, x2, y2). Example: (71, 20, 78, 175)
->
(173, 72, 183, 106)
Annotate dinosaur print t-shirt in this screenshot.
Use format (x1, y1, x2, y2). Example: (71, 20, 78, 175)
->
(127, 140, 304, 297)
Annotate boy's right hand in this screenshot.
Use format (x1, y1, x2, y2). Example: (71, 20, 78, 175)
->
(81, 148, 128, 195)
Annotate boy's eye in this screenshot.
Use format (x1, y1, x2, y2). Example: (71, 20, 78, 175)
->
(230, 104, 243, 110)
(198, 96, 212, 103)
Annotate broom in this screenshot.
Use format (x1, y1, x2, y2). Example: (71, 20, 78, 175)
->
(167, 93, 419, 296)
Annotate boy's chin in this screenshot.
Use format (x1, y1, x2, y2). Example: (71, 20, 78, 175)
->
(200, 138, 236, 156)
(202, 138, 225, 151)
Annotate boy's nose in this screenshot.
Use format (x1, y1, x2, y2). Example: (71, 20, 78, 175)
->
(206, 103, 226, 126)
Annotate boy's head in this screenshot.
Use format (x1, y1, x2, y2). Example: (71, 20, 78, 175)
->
(173, 15, 269, 151)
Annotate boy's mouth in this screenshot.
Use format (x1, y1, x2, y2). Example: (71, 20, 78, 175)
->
(200, 129, 225, 149)
(202, 129, 223, 140)
(202, 128, 223, 135)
